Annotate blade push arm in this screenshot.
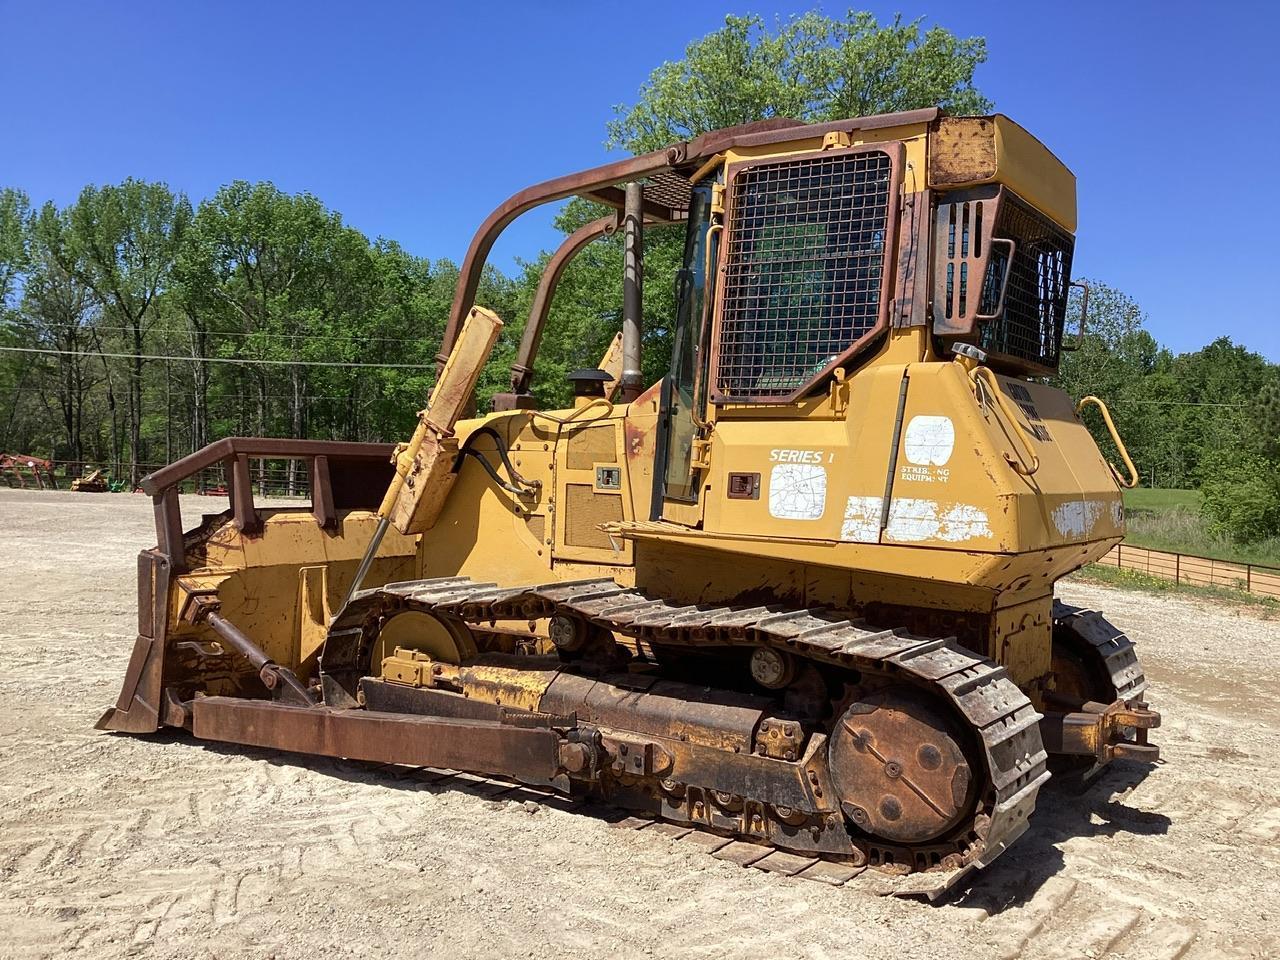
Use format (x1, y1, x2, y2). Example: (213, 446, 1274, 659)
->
(341, 306, 503, 611)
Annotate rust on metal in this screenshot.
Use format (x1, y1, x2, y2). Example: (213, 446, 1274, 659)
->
(191, 697, 568, 786)
(95, 549, 172, 733)
(437, 108, 943, 374)
(928, 116, 999, 186)
(932, 186, 1074, 376)
(437, 148, 686, 375)
(309, 454, 336, 530)
(229, 453, 258, 534)
(505, 215, 619, 401)
(829, 688, 973, 844)
(143, 436, 396, 573)
(97, 109, 1159, 892)
(319, 575, 1050, 872)
(1040, 699, 1160, 763)
(0, 452, 57, 489)
(140, 436, 395, 497)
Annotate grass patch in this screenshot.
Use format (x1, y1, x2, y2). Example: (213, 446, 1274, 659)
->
(1073, 563, 1280, 615)
(1123, 487, 1201, 512)
(1121, 488, 1280, 568)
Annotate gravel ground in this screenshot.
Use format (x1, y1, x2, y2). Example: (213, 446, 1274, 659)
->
(1, 488, 1277, 959)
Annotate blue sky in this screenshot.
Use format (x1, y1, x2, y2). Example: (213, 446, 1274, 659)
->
(2, 1, 1277, 360)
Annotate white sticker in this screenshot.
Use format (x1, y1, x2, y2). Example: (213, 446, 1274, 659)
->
(900, 464, 950, 484)
(903, 416, 955, 466)
(840, 496, 993, 543)
(768, 464, 827, 520)
(841, 495, 883, 543)
(1052, 499, 1105, 539)
(769, 448, 828, 464)
(887, 499, 993, 542)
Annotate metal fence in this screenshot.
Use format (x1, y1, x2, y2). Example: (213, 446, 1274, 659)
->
(1096, 542, 1280, 600)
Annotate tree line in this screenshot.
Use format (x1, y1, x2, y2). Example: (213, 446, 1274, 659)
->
(2, 11, 1277, 537)
(0, 180, 519, 489)
(1057, 283, 1280, 541)
(0, 12, 989, 489)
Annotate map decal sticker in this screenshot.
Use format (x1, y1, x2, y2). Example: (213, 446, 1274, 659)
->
(903, 415, 955, 466)
(768, 464, 827, 520)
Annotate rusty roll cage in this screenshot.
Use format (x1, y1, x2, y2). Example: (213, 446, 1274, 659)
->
(502, 214, 619, 406)
(438, 108, 942, 391)
(496, 213, 690, 410)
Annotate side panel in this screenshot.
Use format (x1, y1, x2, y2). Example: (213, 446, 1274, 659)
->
(553, 418, 632, 565)
(416, 403, 656, 584)
(1007, 377, 1125, 549)
(704, 363, 1020, 552)
(419, 437, 555, 584)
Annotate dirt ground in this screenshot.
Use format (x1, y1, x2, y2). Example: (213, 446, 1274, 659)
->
(1, 488, 1277, 960)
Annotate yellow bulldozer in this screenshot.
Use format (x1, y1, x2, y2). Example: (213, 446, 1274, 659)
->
(99, 108, 1159, 894)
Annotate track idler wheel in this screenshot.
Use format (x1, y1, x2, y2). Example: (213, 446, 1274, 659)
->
(828, 688, 976, 844)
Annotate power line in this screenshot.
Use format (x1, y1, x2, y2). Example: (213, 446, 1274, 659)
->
(0, 345, 433, 370)
(10, 388, 409, 401)
(19, 322, 436, 347)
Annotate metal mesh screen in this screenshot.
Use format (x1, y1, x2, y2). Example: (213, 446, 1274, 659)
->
(978, 196, 1073, 369)
(643, 172, 693, 213)
(716, 151, 892, 400)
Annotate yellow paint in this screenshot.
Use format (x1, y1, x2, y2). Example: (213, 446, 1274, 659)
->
(170, 509, 418, 673)
(158, 111, 1113, 697)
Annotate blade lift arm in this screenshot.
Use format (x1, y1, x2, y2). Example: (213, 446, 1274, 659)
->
(158, 309, 507, 720)
(341, 306, 505, 611)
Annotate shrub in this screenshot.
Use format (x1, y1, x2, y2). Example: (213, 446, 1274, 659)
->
(1199, 453, 1280, 543)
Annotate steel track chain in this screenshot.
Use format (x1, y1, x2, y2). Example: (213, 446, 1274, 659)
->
(1051, 600, 1148, 701)
(328, 577, 1051, 876)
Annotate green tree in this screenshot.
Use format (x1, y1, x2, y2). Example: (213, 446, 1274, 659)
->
(181, 181, 373, 487)
(62, 180, 192, 484)
(1200, 451, 1280, 543)
(1176, 338, 1277, 466)
(607, 12, 991, 153)
(1056, 281, 1280, 493)
(0, 188, 34, 451)
(173, 182, 519, 479)
(1256, 379, 1280, 460)
(21, 203, 100, 469)
(1056, 281, 1169, 483)
(533, 11, 993, 408)
(0, 188, 31, 309)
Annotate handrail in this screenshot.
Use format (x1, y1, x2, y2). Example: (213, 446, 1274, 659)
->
(1077, 395, 1140, 488)
(973, 238, 1017, 323)
(144, 437, 397, 571)
(971, 366, 1040, 476)
(140, 436, 394, 496)
(689, 222, 724, 432)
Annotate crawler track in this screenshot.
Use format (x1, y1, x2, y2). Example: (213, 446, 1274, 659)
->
(1052, 600, 1149, 702)
(322, 577, 1051, 881)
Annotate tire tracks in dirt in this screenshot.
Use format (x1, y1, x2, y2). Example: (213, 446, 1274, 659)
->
(1, 490, 1277, 960)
